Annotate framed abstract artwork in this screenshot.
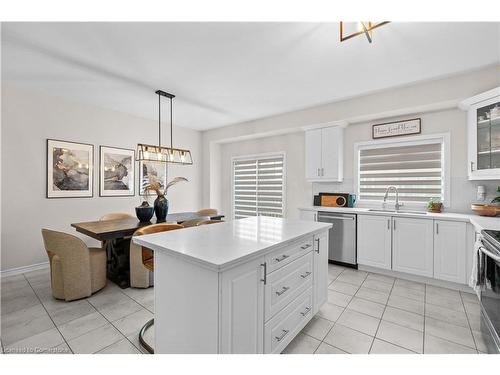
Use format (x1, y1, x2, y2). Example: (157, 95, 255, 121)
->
(46, 139, 94, 198)
(99, 146, 135, 197)
(139, 160, 167, 196)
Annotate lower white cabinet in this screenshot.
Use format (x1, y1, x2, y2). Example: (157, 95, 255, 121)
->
(313, 230, 328, 313)
(357, 215, 392, 270)
(392, 217, 434, 278)
(433, 220, 467, 283)
(220, 256, 265, 354)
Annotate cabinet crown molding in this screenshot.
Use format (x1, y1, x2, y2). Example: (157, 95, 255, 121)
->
(301, 120, 348, 131)
(459, 87, 500, 110)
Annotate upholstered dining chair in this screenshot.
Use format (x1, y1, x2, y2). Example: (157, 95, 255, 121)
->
(41, 229, 106, 302)
(196, 219, 224, 226)
(130, 223, 184, 353)
(196, 208, 218, 217)
(99, 212, 134, 221)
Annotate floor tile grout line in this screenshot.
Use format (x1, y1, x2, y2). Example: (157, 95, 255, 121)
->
(459, 289, 481, 353)
(86, 291, 146, 354)
(22, 273, 74, 354)
(367, 274, 395, 354)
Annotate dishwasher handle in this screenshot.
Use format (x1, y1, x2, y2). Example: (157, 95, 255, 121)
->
(317, 213, 355, 221)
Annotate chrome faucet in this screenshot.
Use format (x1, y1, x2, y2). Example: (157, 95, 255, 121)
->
(383, 186, 403, 211)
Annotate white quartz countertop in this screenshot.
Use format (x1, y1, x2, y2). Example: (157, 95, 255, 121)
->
(133, 216, 332, 271)
(298, 206, 500, 232)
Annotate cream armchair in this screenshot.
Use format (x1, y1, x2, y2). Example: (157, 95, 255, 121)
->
(41, 229, 106, 301)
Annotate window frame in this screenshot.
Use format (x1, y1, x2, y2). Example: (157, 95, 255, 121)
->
(231, 152, 286, 220)
(353, 133, 451, 209)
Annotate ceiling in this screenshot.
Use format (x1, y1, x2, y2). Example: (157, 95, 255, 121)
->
(2, 22, 499, 131)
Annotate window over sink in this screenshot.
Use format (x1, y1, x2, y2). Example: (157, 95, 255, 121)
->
(355, 134, 450, 207)
(232, 153, 285, 219)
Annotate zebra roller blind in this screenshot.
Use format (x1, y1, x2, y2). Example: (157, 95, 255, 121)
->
(358, 141, 444, 203)
(233, 155, 284, 219)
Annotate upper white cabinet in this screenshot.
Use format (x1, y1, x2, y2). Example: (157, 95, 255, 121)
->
(433, 220, 467, 284)
(303, 122, 345, 182)
(459, 87, 500, 180)
(357, 215, 392, 270)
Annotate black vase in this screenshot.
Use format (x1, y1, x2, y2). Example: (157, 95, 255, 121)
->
(154, 195, 169, 222)
(135, 205, 154, 223)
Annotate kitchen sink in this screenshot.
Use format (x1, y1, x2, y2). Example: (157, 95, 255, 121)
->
(368, 209, 427, 215)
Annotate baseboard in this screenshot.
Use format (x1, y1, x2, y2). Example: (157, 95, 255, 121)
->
(1, 261, 49, 278)
(358, 265, 475, 293)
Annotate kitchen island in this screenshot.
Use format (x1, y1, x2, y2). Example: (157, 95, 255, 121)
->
(133, 216, 332, 354)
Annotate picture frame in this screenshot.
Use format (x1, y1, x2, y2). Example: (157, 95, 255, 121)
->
(99, 146, 135, 197)
(46, 139, 94, 198)
(372, 118, 421, 139)
(139, 160, 168, 196)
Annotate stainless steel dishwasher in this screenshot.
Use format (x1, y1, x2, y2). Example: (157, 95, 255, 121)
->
(317, 211, 357, 267)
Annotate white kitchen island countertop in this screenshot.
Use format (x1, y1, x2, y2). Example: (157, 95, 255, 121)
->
(133, 216, 332, 271)
(299, 206, 500, 232)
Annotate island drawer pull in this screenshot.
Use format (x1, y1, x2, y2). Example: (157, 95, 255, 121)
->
(274, 254, 289, 262)
(300, 271, 312, 279)
(260, 262, 267, 285)
(300, 307, 311, 316)
(300, 244, 312, 250)
(276, 286, 290, 296)
(275, 329, 289, 342)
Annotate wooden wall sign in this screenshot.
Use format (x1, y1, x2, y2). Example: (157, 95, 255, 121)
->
(372, 118, 421, 139)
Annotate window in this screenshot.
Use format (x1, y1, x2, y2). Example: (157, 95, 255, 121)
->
(232, 154, 285, 219)
(356, 135, 449, 206)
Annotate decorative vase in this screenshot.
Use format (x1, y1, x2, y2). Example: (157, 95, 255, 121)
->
(135, 202, 154, 222)
(154, 195, 169, 222)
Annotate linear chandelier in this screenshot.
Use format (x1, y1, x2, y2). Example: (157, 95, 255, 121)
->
(137, 90, 193, 165)
(339, 22, 390, 43)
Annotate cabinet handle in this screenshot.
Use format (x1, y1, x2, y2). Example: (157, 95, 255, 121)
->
(260, 262, 267, 285)
(387, 219, 390, 230)
(436, 223, 439, 235)
(276, 286, 290, 296)
(274, 254, 289, 262)
(300, 307, 311, 316)
(470, 161, 475, 172)
(315, 238, 320, 254)
(393, 219, 396, 231)
(300, 244, 312, 250)
(321, 168, 324, 176)
(300, 271, 312, 279)
(275, 329, 289, 342)
(314, 213, 317, 221)
(317, 168, 320, 176)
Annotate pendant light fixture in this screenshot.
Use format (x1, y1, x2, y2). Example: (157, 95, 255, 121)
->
(137, 90, 193, 165)
(339, 22, 389, 43)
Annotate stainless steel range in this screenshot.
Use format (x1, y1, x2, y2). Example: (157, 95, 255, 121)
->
(479, 229, 500, 353)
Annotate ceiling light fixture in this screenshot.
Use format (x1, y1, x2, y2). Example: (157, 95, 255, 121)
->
(137, 90, 193, 165)
(339, 22, 390, 43)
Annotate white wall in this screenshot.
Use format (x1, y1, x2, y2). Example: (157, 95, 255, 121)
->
(1, 86, 202, 271)
(205, 66, 500, 218)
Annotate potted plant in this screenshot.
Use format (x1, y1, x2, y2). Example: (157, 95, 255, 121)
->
(144, 176, 188, 222)
(427, 198, 443, 213)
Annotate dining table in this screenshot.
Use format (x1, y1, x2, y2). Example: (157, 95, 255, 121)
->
(71, 212, 225, 288)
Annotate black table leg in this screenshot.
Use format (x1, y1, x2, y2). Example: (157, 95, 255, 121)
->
(104, 238, 131, 289)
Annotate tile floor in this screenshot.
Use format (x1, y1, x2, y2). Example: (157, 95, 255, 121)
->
(0, 265, 497, 354)
(283, 264, 497, 354)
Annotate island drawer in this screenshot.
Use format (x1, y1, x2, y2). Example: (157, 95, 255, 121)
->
(264, 287, 313, 353)
(265, 236, 314, 273)
(265, 252, 313, 321)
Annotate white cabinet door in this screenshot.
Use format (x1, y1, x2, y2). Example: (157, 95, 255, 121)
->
(313, 230, 328, 314)
(305, 129, 322, 180)
(299, 209, 317, 222)
(434, 220, 467, 284)
(220, 256, 265, 354)
(392, 217, 434, 277)
(321, 126, 343, 181)
(357, 215, 392, 270)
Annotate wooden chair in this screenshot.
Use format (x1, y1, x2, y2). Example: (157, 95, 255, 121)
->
(133, 223, 184, 354)
(181, 218, 208, 228)
(41, 229, 106, 301)
(197, 220, 223, 226)
(196, 208, 218, 217)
